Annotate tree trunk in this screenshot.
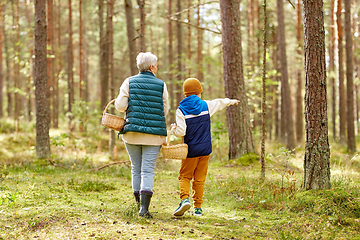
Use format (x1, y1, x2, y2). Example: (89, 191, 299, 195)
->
(196, 0, 203, 84)
(248, 0, 254, 71)
(3, 7, 11, 118)
(276, 0, 295, 151)
(295, 0, 303, 144)
(0, 3, 3, 118)
(356, 85, 359, 135)
(187, 0, 191, 76)
(124, 0, 137, 75)
(206, 45, 213, 97)
(78, 0, 84, 132)
(260, 0, 267, 179)
(272, 27, 280, 141)
(356, 18, 360, 135)
(176, 0, 182, 106)
(34, 0, 51, 158)
(303, 0, 331, 190)
(47, 0, 54, 128)
(137, 0, 146, 52)
(14, 0, 20, 132)
(84, 33, 89, 102)
(80, 3, 89, 104)
(25, 1, 34, 122)
(219, 0, 255, 159)
(54, 0, 62, 128)
(344, 0, 356, 152)
(68, 0, 74, 129)
(168, 0, 175, 123)
(99, 0, 109, 111)
(337, 0, 346, 143)
(256, 0, 260, 64)
(79, 0, 83, 101)
(329, 0, 336, 140)
(108, 0, 116, 157)
(268, 36, 275, 140)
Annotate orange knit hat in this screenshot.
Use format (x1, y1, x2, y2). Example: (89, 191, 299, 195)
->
(183, 78, 203, 97)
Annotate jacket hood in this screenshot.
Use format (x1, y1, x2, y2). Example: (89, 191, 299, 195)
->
(179, 95, 203, 115)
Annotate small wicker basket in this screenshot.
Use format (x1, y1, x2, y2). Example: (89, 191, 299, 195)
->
(162, 128, 188, 160)
(101, 99, 125, 131)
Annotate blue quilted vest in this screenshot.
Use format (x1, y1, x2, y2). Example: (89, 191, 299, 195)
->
(179, 95, 212, 158)
(119, 72, 167, 136)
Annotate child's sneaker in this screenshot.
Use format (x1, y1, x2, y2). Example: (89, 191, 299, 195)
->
(174, 198, 191, 216)
(193, 208, 203, 216)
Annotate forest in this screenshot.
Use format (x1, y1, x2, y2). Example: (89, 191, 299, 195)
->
(1, 0, 360, 239)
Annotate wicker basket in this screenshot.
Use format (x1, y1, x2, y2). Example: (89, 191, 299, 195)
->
(101, 99, 125, 131)
(162, 128, 188, 160)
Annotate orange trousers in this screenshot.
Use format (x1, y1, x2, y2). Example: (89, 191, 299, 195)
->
(178, 155, 210, 208)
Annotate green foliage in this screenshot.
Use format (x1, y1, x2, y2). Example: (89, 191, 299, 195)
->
(211, 121, 227, 140)
(50, 133, 69, 147)
(27, 219, 41, 231)
(211, 122, 228, 161)
(270, 147, 298, 190)
(207, 173, 217, 188)
(71, 100, 103, 138)
(0, 190, 18, 208)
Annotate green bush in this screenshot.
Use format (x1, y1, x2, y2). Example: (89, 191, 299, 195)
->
(71, 100, 103, 138)
(233, 153, 259, 166)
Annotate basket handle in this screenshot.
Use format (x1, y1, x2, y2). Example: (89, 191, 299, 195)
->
(166, 127, 175, 145)
(166, 127, 184, 145)
(103, 99, 116, 115)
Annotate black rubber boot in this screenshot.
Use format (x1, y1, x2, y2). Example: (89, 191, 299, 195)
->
(139, 194, 152, 218)
(134, 192, 140, 209)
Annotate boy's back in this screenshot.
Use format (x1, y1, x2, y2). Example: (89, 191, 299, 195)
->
(173, 94, 239, 158)
(178, 95, 212, 158)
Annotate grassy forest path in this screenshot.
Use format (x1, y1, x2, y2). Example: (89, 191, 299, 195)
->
(1, 130, 360, 239)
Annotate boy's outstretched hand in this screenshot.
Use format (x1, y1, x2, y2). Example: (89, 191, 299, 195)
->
(234, 100, 240, 105)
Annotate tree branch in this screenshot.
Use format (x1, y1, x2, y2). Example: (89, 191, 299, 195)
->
(164, 16, 221, 35)
(94, 160, 130, 171)
(287, 0, 295, 9)
(169, 0, 219, 17)
(48, 158, 66, 168)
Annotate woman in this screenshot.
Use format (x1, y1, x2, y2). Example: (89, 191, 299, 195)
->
(115, 52, 169, 218)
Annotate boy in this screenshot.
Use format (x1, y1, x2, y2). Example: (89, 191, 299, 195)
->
(170, 78, 239, 216)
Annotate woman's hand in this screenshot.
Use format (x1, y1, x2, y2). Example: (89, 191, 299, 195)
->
(170, 123, 177, 130)
(234, 100, 240, 105)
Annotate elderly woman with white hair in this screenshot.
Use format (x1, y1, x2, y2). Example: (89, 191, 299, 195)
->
(115, 52, 169, 218)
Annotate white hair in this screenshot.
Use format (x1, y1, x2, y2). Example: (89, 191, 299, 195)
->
(136, 52, 158, 72)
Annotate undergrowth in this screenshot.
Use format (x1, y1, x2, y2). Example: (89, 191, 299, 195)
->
(291, 188, 360, 217)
